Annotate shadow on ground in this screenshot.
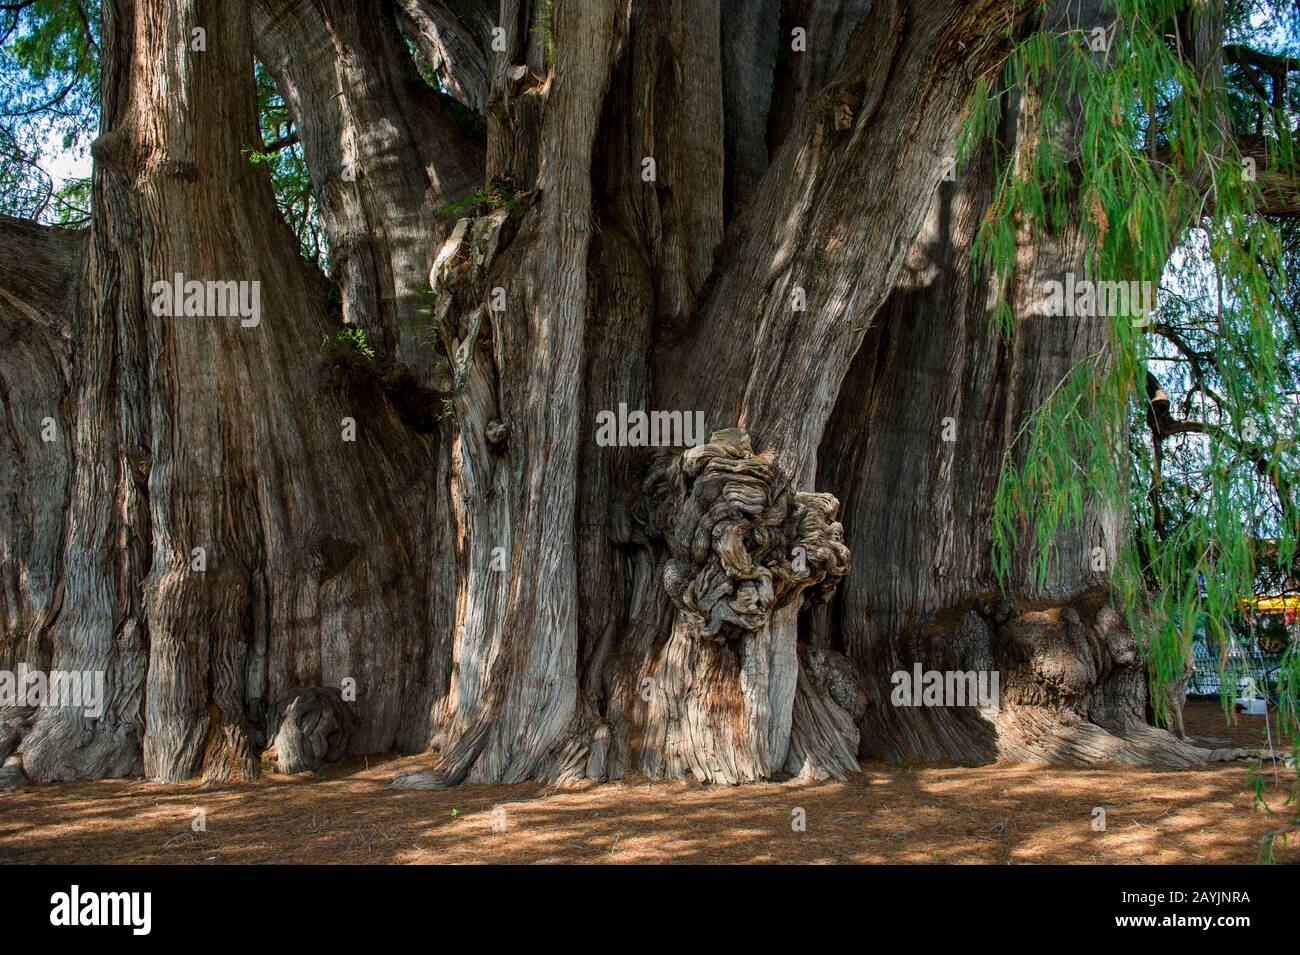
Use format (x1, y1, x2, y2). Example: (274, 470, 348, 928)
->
(1, 704, 1293, 864)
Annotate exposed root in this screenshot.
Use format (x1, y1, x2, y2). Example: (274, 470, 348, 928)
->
(785, 646, 868, 780)
(870, 589, 1269, 768)
(0, 754, 25, 791)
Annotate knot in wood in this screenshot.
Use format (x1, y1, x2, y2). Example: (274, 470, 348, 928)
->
(640, 427, 850, 642)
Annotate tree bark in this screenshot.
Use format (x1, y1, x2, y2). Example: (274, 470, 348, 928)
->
(16, 0, 453, 783)
(811, 0, 1215, 768)
(0, 0, 1216, 787)
(0, 216, 83, 771)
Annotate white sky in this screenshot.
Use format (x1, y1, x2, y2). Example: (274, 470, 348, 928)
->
(41, 128, 90, 184)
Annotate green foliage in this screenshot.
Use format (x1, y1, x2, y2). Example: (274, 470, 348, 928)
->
(0, 0, 99, 222)
(966, 0, 1300, 855)
(48, 171, 89, 225)
(252, 61, 324, 267)
(439, 177, 527, 219)
(0, 7, 325, 258)
(320, 325, 376, 365)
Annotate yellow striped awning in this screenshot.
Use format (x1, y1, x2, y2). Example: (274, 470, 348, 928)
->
(1237, 595, 1300, 612)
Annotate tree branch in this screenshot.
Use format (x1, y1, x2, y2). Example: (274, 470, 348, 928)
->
(1237, 135, 1300, 218)
(396, 0, 494, 113)
(1155, 134, 1300, 217)
(0, 214, 84, 335)
(1224, 44, 1298, 110)
(260, 130, 299, 152)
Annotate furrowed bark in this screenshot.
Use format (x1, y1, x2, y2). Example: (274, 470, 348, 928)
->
(254, 0, 483, 383)
(397, 0, 495, 114)
(403, 0, 625, 786)
(0, 217, 82, 776)
(2, 0, 1235, 788)
(720, 0, 779, 220)
(596, 0, 1027, 783)
(578, 0, 727, 743)
(418, 0, 1034, 784)
(813, 0, 1210, 768)
(19, 0, 449, 783)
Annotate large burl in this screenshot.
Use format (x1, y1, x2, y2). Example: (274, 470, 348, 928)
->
(638, 428, 850, 641)
(608, 427, 860, 783)
(270, 688, 353, 775)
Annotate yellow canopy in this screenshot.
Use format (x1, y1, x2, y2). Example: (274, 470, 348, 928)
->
(1238, 595, 1300, 613)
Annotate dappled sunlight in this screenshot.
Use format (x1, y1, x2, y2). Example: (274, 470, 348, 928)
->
(3, 745, 1293, 864)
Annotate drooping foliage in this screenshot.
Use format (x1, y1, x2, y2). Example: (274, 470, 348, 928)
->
(966, 0, 1300, 856)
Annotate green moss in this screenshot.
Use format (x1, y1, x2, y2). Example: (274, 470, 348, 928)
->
(438, 177, 528, 220)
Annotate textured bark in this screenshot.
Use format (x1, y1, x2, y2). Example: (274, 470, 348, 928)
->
(720, 0, 779, 220)
(254, 0, 483, 381)
(0, 216, 81, 682)
(270, 686, 353, 773)
(0, 0, 1219, 788)
(16, 0, 450, 784)
(809, 0, 1205, 768)
(398, 0, 496, 114)
(609, 0, 1030, 782)
(0, 216, 83, 780)
(597, 428, 850, 783)
(408, 0, 627, 786)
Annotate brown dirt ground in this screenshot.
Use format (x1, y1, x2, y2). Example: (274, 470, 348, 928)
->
(1, 702, 1295, 865)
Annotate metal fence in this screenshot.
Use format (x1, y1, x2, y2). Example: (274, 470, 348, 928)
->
(1188, 637, 1286, 700)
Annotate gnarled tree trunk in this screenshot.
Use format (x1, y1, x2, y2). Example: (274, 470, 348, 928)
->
(0, 0, 1210, 789)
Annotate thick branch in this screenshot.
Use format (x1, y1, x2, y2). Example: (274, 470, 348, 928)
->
(663, 0, 1027, 479)
(396, 0, 494, 113)
(0, 215, 84, 333)
(260, 130, 299, 152)
(253, 0, 484, 369)
(1153, 135, 1300, 217)
(1238, 135, 1300, 217)
(1224, 44, 1298, 109)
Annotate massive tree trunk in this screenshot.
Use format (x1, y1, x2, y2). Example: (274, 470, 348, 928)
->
(811, 0, 1217, 769)
(8, 0, 452, 783)
(0, 0, 1209, 787)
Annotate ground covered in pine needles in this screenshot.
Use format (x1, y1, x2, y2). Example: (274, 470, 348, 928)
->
(3, 702, 1295, 865)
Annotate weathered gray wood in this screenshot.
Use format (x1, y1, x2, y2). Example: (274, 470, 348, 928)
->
(16, 0, 450, 784)
(270, 687, 353, 773)
(0, 0, 1229, 787)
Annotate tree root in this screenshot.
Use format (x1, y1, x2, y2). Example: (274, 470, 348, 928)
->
(868, 589, 1279, 768)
